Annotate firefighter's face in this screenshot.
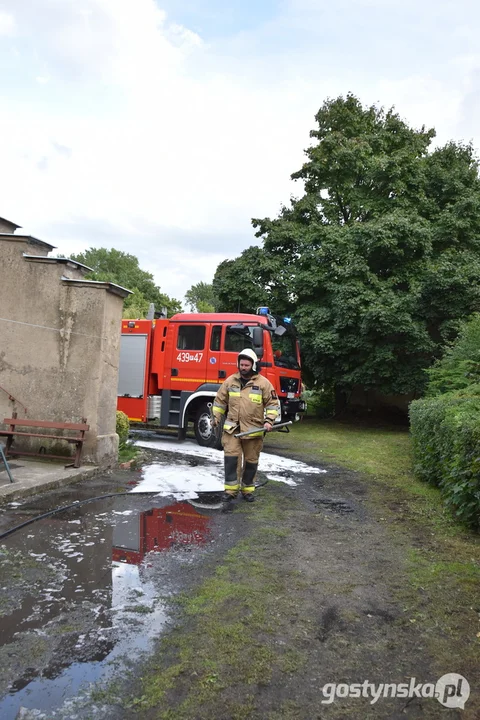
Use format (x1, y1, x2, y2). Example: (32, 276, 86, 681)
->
(239, 359, 253, 376)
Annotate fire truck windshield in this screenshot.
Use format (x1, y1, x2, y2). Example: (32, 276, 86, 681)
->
(271, 332, 300, 370)
(226, 324, 300, 371)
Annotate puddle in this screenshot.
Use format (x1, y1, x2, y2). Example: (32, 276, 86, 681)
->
(0, 438, 326, 718)
(0, 495, 214, 719)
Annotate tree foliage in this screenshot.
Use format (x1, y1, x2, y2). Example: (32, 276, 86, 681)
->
(70, 247, 182, 318)
(184, 281, 216, 313)
(216, 94, 480, 396)
(212, 246, 290, 315)
(425, 314, 480, 396)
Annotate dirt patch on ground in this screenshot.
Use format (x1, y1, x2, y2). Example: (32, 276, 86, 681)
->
(112, 461, 478, 720)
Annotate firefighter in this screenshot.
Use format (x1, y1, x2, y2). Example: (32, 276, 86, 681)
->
(212, 348, 280, 505)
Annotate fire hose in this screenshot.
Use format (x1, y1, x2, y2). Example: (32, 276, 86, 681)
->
(234, 421, 292, 438)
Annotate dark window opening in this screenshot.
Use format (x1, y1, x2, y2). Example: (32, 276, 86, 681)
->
(177, 325, 206, 350)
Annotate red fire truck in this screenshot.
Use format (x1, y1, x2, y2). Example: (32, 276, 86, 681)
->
(117, 308, 304, 447)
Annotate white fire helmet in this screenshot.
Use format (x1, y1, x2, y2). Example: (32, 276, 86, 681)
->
(237, 348, 259, 373)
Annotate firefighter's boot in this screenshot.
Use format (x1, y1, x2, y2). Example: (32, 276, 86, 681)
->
(241, 461, 257, 503)
(224, 455, 240, 497)
(223, 455, 239, 511)
(221, 492, 236, 512)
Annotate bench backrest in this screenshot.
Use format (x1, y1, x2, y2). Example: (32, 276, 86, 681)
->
(3, 418, 89, 431)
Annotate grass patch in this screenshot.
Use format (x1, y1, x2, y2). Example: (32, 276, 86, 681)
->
(124, 604, 153, 614)
(266, 418, 476, 535)
(118, 441, 139, 464)
(266, 417, 412, 482)
(407, 548, 480, 592)
(399, 547, 480, 677)
(47, 623, 78, 635)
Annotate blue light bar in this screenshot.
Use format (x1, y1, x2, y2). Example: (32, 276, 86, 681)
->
(257, 307, 270, 315)
(283, 317, 292, 324)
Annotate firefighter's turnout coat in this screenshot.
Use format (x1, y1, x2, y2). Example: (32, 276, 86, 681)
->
(212, 372, 280, 497)
(212, 371, 280, 436)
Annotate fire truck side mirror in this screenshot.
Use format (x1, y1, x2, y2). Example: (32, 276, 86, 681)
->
(252, 326, 264, 359)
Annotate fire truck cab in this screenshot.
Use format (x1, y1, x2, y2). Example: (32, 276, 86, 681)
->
(117, 308, 304, 447)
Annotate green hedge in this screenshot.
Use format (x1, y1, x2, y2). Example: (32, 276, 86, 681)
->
(409, 394, 480, 530)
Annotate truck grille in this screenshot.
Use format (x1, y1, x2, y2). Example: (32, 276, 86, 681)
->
(280, 377, 299, 394)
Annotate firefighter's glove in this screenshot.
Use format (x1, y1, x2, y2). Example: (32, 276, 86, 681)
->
(212, 416, 219, 428)
(264, 422, 273, 432)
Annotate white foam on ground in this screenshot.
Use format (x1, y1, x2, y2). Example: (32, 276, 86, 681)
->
(135, 437, 325, 474)
(135, 438, 221, 463)
(265, 474, 298, 486)
(130, 461, 224, 496)
(132, 437, 326, 495)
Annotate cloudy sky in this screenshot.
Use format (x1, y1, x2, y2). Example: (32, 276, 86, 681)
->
(1, 0, 480, 304)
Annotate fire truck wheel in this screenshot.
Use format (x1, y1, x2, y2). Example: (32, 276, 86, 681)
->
(194, 402, 222, 449)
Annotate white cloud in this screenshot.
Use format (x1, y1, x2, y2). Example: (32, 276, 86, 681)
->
(0, 0, 480, 300)
(0, 0, 313, 298)
(0, 11, 15, 35)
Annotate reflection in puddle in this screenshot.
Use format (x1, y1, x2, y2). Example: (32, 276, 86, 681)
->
(112, 501, 212, 564)
(0, 498, 213, 720)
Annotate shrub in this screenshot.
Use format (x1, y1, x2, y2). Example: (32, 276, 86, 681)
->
(116, 410, 130, 444)
(410, 313, 480, 530)
(410, 393, 480, 530)
(302, 385, 335, 418)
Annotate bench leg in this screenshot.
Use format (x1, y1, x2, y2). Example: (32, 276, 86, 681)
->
(0, 446, 14, 483)
(74, 442, 82, 468)
(6, 411, 16, 458)
(5, 430, 14, 457)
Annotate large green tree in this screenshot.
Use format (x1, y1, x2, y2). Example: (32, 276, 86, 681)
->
(184, 281, 216, 313)
(218, 94, 480, 398)
(212, 246, 289, 314)
(70, 247, 182, 318)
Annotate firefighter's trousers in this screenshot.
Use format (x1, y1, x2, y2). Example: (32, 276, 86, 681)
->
(222, 433, 264, 497)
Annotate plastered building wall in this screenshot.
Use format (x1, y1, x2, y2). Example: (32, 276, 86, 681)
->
(0, 233, 128, 466)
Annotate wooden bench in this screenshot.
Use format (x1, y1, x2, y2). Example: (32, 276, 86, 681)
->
(0, 414, 89, 468)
